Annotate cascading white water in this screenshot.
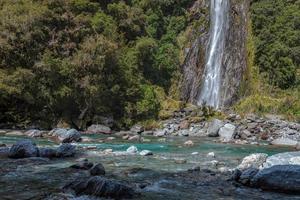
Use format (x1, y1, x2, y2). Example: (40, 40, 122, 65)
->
(197, 0, 229, 108)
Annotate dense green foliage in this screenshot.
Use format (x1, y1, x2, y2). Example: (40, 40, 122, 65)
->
(251, 0, 300, 89)
(0, 0, 299, 128)
(0, 0, 193, 129)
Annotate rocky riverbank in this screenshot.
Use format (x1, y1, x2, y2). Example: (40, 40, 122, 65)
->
(0, 110, 300, 199)
(1, 110, 299, 149)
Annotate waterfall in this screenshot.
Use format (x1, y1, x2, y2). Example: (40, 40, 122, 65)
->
(197, 0, 229, 108)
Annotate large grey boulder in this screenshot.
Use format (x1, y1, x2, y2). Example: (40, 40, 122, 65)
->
(237, 153, 268, 170)
(207, 119, 224, 137)
(218, 123, 236, 141)
(87, 124, 111, 134)
(49, 128, 81, 143)
(64, 176, 135, 199)
(262, 151, 300, 169)
(8, 140, 39, 158)
(56, 144, 76, 157)
(251, 165, 300, 194)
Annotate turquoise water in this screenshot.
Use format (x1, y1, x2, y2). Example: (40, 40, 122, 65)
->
(0, 134, 297, 200)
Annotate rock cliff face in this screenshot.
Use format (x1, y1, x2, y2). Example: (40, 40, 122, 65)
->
(181, 0, 250, 108)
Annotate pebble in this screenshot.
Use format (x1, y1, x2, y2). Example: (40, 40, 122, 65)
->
(207, 152, 215, 158)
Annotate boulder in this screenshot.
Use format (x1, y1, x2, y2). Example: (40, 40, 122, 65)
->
(126, 146, 138, 154)
(239, 130, 252, 140)
(238, 168, 259, 185)
(56, 144, 76, 157)
(153, 129, 166, 137)
(90, 163, 106, 176)
(9, 140, 39, 158)
(49, 128, 81, 143)
(71, 160, 93, 170)
(237, 153, 268, 170)
(251, 165, 300, 194)
(87, 124, 111, 134)
(130, 124, 144, 134)
(271, 137, 298, 147)
(25, 129, 44, 138)
(296, 143, 300, 150)
(128, 135, 140, 141)
(262, 151, 300, 169)
(141, 131, 154, 136)
(218, 123, 236, 141)
(0, 143, 6, 147)
(39, 148, 57, 158)
(178, 130, 189, 137)
(207, 119, 224, 137)
(59, 129, 81, 143)
(64, 176, 135, 199)
(179, 120, 190, 129)
(139, 150, 153, 156)
(0, 147, 9, 158)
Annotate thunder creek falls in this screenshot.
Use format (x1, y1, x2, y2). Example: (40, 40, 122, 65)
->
(0, 0, 299, 200)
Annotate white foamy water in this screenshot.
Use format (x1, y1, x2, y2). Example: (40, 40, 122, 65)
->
(198, 0, 229, 108)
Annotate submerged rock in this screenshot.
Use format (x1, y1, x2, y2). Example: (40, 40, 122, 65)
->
(39, 148, 57, 158)
(71, 160, 93, 170)
(126, 146, 138, 154)
(251, 165, 300, 194)
(207, 152, 215, 158)
(56, 144, 76, 157)
(184, 140, 194, 146)
(139, 150, 153, 156)
(207, 119, 224, 137)
(238, 153, 268, 170)
(87, 124, 112, 134)
(64, 176, 135, 199)
(90, 163, 105, 176)
(8, 140, 39, 158)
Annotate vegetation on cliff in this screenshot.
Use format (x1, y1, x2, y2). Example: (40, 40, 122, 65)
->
(236, 0, 299, 121)
(0, 0, 193, 128)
